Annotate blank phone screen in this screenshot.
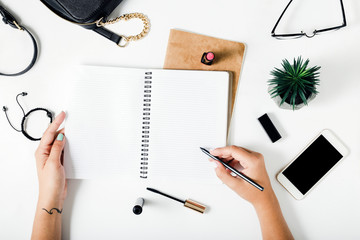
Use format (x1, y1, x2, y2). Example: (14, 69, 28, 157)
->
(283, 135, 343, 195)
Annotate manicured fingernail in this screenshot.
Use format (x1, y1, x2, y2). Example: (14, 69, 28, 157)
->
(57, 133, 64, 141)
(211, 161, 221, 169)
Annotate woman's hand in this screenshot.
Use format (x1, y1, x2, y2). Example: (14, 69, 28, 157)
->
(210, 145, 294, 240)
(34, 111, 67, 207)
(32, 111, 67, 240)
(210, 145, 275, 207)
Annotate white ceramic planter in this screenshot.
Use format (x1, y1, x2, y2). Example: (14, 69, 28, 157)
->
(269, 86, 316, 110)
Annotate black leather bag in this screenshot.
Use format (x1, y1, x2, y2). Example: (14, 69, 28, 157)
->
(41, 0, 128, 46)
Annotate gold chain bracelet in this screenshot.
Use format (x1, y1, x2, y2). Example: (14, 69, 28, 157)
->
(97, 13, 150, 47)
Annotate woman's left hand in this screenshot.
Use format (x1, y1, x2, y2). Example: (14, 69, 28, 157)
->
(34, 111, 67, 207)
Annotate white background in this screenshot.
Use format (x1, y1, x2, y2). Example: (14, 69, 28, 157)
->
(0, 0, 359, 239)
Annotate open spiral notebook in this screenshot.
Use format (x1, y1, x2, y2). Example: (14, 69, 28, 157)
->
(64, 66, 230, 182)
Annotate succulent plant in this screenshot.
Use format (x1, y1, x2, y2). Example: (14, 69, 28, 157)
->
(268, 56, 321, 110)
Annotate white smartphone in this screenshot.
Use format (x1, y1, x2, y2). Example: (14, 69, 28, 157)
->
(277, 129, 349, 200)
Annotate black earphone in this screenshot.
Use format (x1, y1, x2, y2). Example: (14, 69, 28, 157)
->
(3, 92, 53, 141)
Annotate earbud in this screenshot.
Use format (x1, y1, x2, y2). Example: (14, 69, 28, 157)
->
(2, 106, 7, 111)
(21, 92, 27, 96)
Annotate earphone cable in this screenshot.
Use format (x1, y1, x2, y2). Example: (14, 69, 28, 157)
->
(16, 93, 26, 116)
(3, 109, 21, 132)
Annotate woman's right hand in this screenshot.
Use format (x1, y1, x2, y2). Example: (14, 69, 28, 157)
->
(210, 145, 276, 207)
(210, 146, 294, 240)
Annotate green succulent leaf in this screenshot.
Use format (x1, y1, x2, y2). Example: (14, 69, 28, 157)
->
(268, 56, 321, 110)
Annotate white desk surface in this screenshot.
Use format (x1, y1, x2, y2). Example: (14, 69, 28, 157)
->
(1, 0, 360, 239)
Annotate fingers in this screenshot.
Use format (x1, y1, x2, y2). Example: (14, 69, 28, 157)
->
(39, 111, 66, 148)
(48, 132, 66, 166)
(208, 157, 242, 170)
(35, 112, 66, 168)
(210, 145, 254, 167)
(222, 156, 234, 162)
(211, 160, 242, 189)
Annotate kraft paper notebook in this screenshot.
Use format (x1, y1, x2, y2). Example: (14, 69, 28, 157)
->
(64, 66, 230, 181)
(164, 29, 246, 116)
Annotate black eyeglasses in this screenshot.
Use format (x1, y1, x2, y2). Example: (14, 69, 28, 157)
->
(271, 0, 347, 39)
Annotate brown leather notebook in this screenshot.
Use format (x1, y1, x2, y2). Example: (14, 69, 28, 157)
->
(164, 29, 246, 115)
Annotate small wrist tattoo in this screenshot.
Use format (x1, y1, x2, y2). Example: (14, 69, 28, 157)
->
(42, 208, 63, 215)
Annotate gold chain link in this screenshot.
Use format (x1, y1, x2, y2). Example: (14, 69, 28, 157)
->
(45, 6, 150, 47)
(97, 13, 150, 47)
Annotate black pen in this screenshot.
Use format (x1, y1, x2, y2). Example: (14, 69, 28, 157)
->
(200, 147, 264, 191)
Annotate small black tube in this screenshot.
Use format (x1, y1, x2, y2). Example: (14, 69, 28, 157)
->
(133, 198, 144, 215)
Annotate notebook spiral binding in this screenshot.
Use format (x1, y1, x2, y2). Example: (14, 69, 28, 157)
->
(140, 72, 152, 178)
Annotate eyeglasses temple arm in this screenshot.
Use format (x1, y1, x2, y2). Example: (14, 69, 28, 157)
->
(271, 0, 294, 36)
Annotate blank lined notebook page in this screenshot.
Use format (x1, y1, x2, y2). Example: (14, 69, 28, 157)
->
(64, 66, 144, 179)
(145, 70, 229, 183)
